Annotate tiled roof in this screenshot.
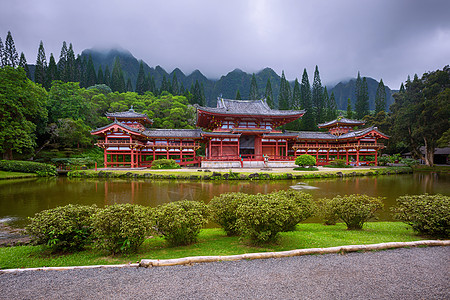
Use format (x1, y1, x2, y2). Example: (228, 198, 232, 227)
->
(91, 119, 144, 135)
(142, 129, 203, 138)
(201, 132, 242, 137)
(318, 117, 365, 128)
(338, 126, 389, 139)
(297, 131, 337, 140)
(197, 98, 305, 117)
(106, 108, 152, 123)
(263, 132, 300, 138)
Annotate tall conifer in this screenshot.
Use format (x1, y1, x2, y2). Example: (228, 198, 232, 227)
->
(326, 90, 338, 121)
(66, 43, 76, 82)
(171, 73, 179, 95)
(0, 38, 5, 67)
(19, 52, 30, 78)
(111, 57, 125, 92)
(46, 53, 58, 89)
(355, 72, 369, 119)
(34, 41, 47, 86)
(126, 78, 133, 92)
(300, 68, 314, 130)
(278, 71, 291, 110)
(292, 78, 301, 109)
(264, 78, 274, 108)
(249, 73, 258, 100)
(160, 75, 169, 94)
(135, 61, 146, 95)
(4, 31, 18, 67)
(97, 65, 104, 84)
(235, 89, 241, 100)
(86, 54, 97, 87)
(58, 41, 67, 81)
(346, 98, 353, 119)
(312, 65, 325, 124)
(375, 79, 387, 114)
(104, 65, 111, 87)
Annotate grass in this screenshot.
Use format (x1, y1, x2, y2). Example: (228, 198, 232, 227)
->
(0, 222, 424, 269)
(0, 170, 37, 179)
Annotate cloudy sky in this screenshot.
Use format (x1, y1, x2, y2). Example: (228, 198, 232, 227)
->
(2, 0, 449, 88)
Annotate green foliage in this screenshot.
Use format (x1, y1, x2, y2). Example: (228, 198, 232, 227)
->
(153, 200, 209, 246)
(295, 154, 316, 167)
(327, 194, 384, 230)
(26, 204, 98, 252)
(151, 158, 181, 169)
(315, 198, 339, 225)
(375, 79, 387, 114)
(92, 204, 152, 254)
(209, 192, 249, 236)
(278, 70, 291, 110)
(329, 159, 348, 167)
(392, 194, 449, 237)
(0, 160, 57, 176)
(236, 191, 313, 244)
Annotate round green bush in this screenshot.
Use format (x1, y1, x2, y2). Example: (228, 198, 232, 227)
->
(392, 194, 449, 237)
(295, 155, 316, 168)
(209, 192, 249, 236)
(153, 200, 209, 246)
(315, 198, 339, 225)
(329, 159, 348, 167)
(328, 194, 384, 230)
(26, 204, 98, 252)
(236, 193, 306, 244)
(92, 204, 152, 254)
(150, 159, 180, 169)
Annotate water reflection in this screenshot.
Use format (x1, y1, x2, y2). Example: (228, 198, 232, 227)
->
(0, 173, 448, 227)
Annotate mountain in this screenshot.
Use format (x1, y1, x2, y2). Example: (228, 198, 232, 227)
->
(81, 47, 395, 110)
(329, 77, 395, 111)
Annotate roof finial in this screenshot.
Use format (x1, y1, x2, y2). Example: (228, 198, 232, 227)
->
(129, 105, 134, 112)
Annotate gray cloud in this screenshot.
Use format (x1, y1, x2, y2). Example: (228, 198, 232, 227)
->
(1, 0, 449, 88)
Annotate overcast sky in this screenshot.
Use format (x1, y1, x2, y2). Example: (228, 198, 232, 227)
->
(2, 0, 449, 88)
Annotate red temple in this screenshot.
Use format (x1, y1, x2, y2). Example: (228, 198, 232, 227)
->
(91, 98, 389, 168)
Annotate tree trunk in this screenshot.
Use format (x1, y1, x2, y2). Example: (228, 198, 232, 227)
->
(423, 138, 434, 167)
(3, 149, 13, 160)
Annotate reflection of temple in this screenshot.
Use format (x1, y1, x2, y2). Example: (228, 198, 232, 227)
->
(91, 98, 389, 168)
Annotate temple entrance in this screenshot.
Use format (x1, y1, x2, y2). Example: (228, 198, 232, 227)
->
(239, 135, 255, 158)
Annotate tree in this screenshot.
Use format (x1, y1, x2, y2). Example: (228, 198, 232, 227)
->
(57, 41, 67, 81)
(126, 78, 133, 92)
(171, 73, 179, 95)
(391, 66, 450, 166)
(45, 53, 58, 89)
(0, 38, 5, 67)
(375, 79, 387, 114)
(18, 52, 30, 78)
(160, 75, 169, 94)
(104, 65, 111, 87)
(346, 98, 353, 119)
(235, 89, 241, 100)
(295, 154, 316, 168)
(34, 41, 47, 86)
(110, 57, 125, 92)
(4, 31, 19, 68)
(312, 65, 325, 123)
(326, 90, 338, 121)
(0, 67, 48, 159)
(355, 72, 369, 119)
(249, 73, 258, 100)
(135, 61, 146, 95)
(292, 78, 301, 109)
(97, 65, 104, 84)
(85, 55, 96, 87)
(278, 70, 291, 110)
(300, 68, 315, 130)
(264, 78, 274, 108)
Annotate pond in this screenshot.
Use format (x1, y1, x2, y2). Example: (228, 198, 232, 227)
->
(1, 173, 449, 227)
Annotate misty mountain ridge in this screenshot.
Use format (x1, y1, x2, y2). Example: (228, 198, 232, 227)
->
(80, 47, 395, 110)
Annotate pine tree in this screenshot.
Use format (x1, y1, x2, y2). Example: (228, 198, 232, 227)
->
(375, 79, 387, 114)
(58, 41, 67, 81)
(200, 82, 206, 106)
(346, 98, 353, 119)
(312, 65, 325, 123)
(85, 54, 97, 87)
(355, 72, 369, 119)
(18, 52, 30, 78)
(104, 65, 111, 87)
(0, 38, 5, 67)
(97, 65, 104, 84)
(66, 43, 76, 82)
(249, 73, 258, 100)
(399, 82, 405, 93)
(235, 89, 241, 100)
(292, 78, 301, 109)
(45, 53, 58, 89)
(135, 61, 146, 95)
(190, 80, 203, 105)
(126, 78, 133, 92)
(4, 31, 19, 67)
(179, 83, 185, 95)
(160, 75, 169, 94)
(327, 91, 338, 121)
(300, 68, 314, 130)
(264, 78, 274, 108)
(34, 41, 47, 86)
(148, 75, 156, 94)
(278, 70, 291, 110)
(171, 73, 179, 95)
(111, 57, 125, 92)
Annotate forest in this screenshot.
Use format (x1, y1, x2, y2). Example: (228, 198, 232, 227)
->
(1, 31, 449, 165)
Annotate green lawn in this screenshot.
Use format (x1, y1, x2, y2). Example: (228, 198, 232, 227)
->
(0, 222, 424, 269)
(0, 170, 37, 179)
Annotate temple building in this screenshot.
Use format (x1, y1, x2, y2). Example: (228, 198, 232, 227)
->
(91, 98, 389, 168)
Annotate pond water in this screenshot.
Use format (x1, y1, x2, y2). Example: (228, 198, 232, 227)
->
(1, 173, 449, 227)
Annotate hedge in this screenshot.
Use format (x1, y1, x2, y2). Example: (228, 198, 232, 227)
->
(0, 160, 57, 176)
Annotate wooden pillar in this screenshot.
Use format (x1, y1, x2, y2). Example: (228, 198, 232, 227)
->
(104, 149, 107, 168)
(346, 149, 349, 164)
(285, 140, 288, 159)
(275, 140, 279, 159)
(375, 149, 378, 166)
(356, 148, 360, 166)
(209, 138, 212, 159)
(237, 137, 240, 159)
(220, 138, 223, 157)
(131, 148, 134, 168)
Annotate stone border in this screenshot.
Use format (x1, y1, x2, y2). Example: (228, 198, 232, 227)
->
(2, 240, 448, 273)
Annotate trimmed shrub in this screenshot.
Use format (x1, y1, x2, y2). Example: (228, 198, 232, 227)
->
(92, 204, 152, 254)
(315, 198, 339, 225)
(209, 192, 249, 236)
(328, 194, 384, 230)
(295, 155, 316, 168)
(151, 159, 180, 169)
(267, 190, 314, 231)
(236, 193, 305, 244)
(153, 200, 209, 246)
(329, 159, 348, 167)
(392, 194, 449, 237)
(26, 204, 98, 252)
(0, 160, 57, 176)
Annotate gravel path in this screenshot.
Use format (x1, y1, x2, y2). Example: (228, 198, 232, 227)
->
(1, 247, 448, 299)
